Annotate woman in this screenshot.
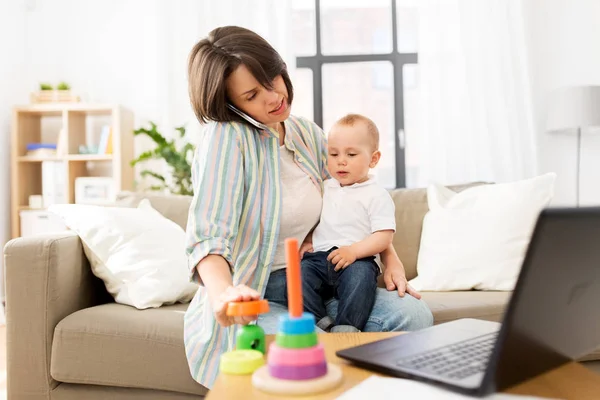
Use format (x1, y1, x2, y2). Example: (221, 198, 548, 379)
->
(184, 25, 433, 388)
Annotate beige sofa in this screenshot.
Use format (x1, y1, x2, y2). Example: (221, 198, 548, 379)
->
(5, 184, 598, 399)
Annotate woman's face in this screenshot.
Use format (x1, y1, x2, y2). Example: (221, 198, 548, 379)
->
(226, 64, 290, 128)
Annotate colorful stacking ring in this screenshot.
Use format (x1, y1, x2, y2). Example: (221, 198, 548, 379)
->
(268, 362, 328, 380)
(220, 350, 265, 375)
(278, 313, 316, 335)
(275, 332, 318, 349)
(268, 343, 325, 366)
(226, 300, 270, 317)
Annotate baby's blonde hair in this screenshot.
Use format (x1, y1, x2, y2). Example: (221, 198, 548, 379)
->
(333, 113, 379, 151)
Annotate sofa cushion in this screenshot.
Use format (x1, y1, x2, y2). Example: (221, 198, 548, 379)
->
(51, 303, 206, 396)
(387, 182, 487, 281)
(420, 291, 512, 324)
(49, 201, 198, 309)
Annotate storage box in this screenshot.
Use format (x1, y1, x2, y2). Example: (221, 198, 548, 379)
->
(19, 210, 68, 238)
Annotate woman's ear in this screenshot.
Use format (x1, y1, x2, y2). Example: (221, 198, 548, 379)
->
(369, 150, 381, 168)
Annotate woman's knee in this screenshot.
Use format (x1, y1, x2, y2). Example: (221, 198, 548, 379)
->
(364, 289, 434, 332)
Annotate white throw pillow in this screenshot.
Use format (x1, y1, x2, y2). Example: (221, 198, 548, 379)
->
(410, 173, 556, 291)
(49, 199, 198, 309)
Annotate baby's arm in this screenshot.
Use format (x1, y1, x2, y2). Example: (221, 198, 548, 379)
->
(327, 230, 393, 271)
(350, 230, 394, 259)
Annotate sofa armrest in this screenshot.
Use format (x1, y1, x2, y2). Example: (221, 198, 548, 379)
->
(4, 231, 102, 399)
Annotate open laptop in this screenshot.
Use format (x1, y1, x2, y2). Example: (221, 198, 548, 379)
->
(336, 207, 600, 397)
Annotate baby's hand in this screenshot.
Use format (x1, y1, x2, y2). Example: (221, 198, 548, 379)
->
(328, 246, 357, 271)
(299, 240, 313, 259)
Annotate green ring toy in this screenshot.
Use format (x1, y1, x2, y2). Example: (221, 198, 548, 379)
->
(236, 324, 266, 354)
(275, 332, 318, 349)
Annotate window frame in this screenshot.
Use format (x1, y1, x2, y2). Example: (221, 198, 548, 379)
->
(295, 0, 418, 188)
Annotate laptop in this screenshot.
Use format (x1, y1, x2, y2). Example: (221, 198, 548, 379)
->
(336, 207, 600, 397)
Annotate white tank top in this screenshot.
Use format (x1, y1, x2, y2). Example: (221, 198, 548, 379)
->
(271, 145, 323, 272)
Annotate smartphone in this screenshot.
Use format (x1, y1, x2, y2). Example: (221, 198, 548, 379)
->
(227, 103, 268, 130)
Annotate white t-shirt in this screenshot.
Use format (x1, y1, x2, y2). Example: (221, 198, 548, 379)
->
(312, 176, 396, 252)
(271, 145, 323, 271)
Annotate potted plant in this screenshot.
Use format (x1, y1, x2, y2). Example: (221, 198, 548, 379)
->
(56, 82, 71, 91)
(31, 81, 79, 103)
(130, 122, 194, 196)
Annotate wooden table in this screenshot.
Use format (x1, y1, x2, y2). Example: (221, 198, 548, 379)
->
(207, 332, 600, 399)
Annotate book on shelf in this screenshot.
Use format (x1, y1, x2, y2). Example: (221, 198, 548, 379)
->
(97, 125, 113, 154)
(41, 161, 67, 207)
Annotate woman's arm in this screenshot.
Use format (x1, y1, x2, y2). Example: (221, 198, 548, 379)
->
(381, 245, 421, 299)
(198, 255, 259, 326)
(186, 122, 260, 326)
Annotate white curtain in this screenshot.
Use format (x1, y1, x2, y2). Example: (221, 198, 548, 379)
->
(199, 0, 294, 71)
(409, 0, 537, 187)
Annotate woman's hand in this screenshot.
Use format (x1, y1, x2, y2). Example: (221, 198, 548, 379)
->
(299, 240, 314, 259)
(383, 259, 422, 299)
(212, 284, 261, 327)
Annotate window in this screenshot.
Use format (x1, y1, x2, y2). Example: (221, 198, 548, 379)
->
(292, 0, 419, 189)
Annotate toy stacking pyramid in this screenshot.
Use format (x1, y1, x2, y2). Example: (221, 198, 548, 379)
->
(252, 238, 343, 396)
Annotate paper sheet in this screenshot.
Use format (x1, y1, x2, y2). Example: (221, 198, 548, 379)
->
(336, 376, 558, 400)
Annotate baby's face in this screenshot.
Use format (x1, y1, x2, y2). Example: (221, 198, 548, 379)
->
(327, 122, 380, 186)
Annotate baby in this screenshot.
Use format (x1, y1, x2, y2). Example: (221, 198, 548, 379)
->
(300, 113, 396, 332)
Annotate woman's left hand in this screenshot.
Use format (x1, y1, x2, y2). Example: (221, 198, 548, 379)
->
(383, 260, 422, 299)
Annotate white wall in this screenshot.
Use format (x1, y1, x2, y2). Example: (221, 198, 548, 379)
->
(523, 0, 600, 206)
(0, 1, 28, 303)
(0, 0, 201, 301)
(21, 0, 201, 150)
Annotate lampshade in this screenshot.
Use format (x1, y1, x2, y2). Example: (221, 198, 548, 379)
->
(545, 85, 600, 132)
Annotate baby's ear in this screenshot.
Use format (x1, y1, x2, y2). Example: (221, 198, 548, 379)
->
(369, 150, 381, 168)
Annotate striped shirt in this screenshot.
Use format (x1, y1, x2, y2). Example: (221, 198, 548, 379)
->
(183, 114, 329, 388)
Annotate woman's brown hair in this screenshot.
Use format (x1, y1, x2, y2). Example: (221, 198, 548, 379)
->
(188, 26, 294, 124)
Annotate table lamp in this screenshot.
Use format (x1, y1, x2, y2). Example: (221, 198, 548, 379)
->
(546, 85, 600, 206)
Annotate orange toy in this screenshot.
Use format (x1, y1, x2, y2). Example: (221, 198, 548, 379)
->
(227, 299, 270, 317)
(285, 238, 303, 318)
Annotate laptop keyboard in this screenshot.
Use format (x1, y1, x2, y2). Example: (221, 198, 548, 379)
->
(395, 332, 497, 381)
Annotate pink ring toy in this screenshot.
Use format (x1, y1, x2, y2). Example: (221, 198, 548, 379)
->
(268, 362, 328, 380)
(268, 343, 326, 366)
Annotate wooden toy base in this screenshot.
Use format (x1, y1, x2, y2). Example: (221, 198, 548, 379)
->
(252, 363, 343, 396)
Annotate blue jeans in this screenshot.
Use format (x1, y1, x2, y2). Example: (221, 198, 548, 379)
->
(301, 250, 378, 331)
(257, 268, 434, 335)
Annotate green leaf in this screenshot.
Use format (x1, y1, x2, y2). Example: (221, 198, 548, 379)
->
(131, 121, 195, 196)
(130, 150, 156, 166)
(133, 121, 168, 146)
(140, 169, 166, 182)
